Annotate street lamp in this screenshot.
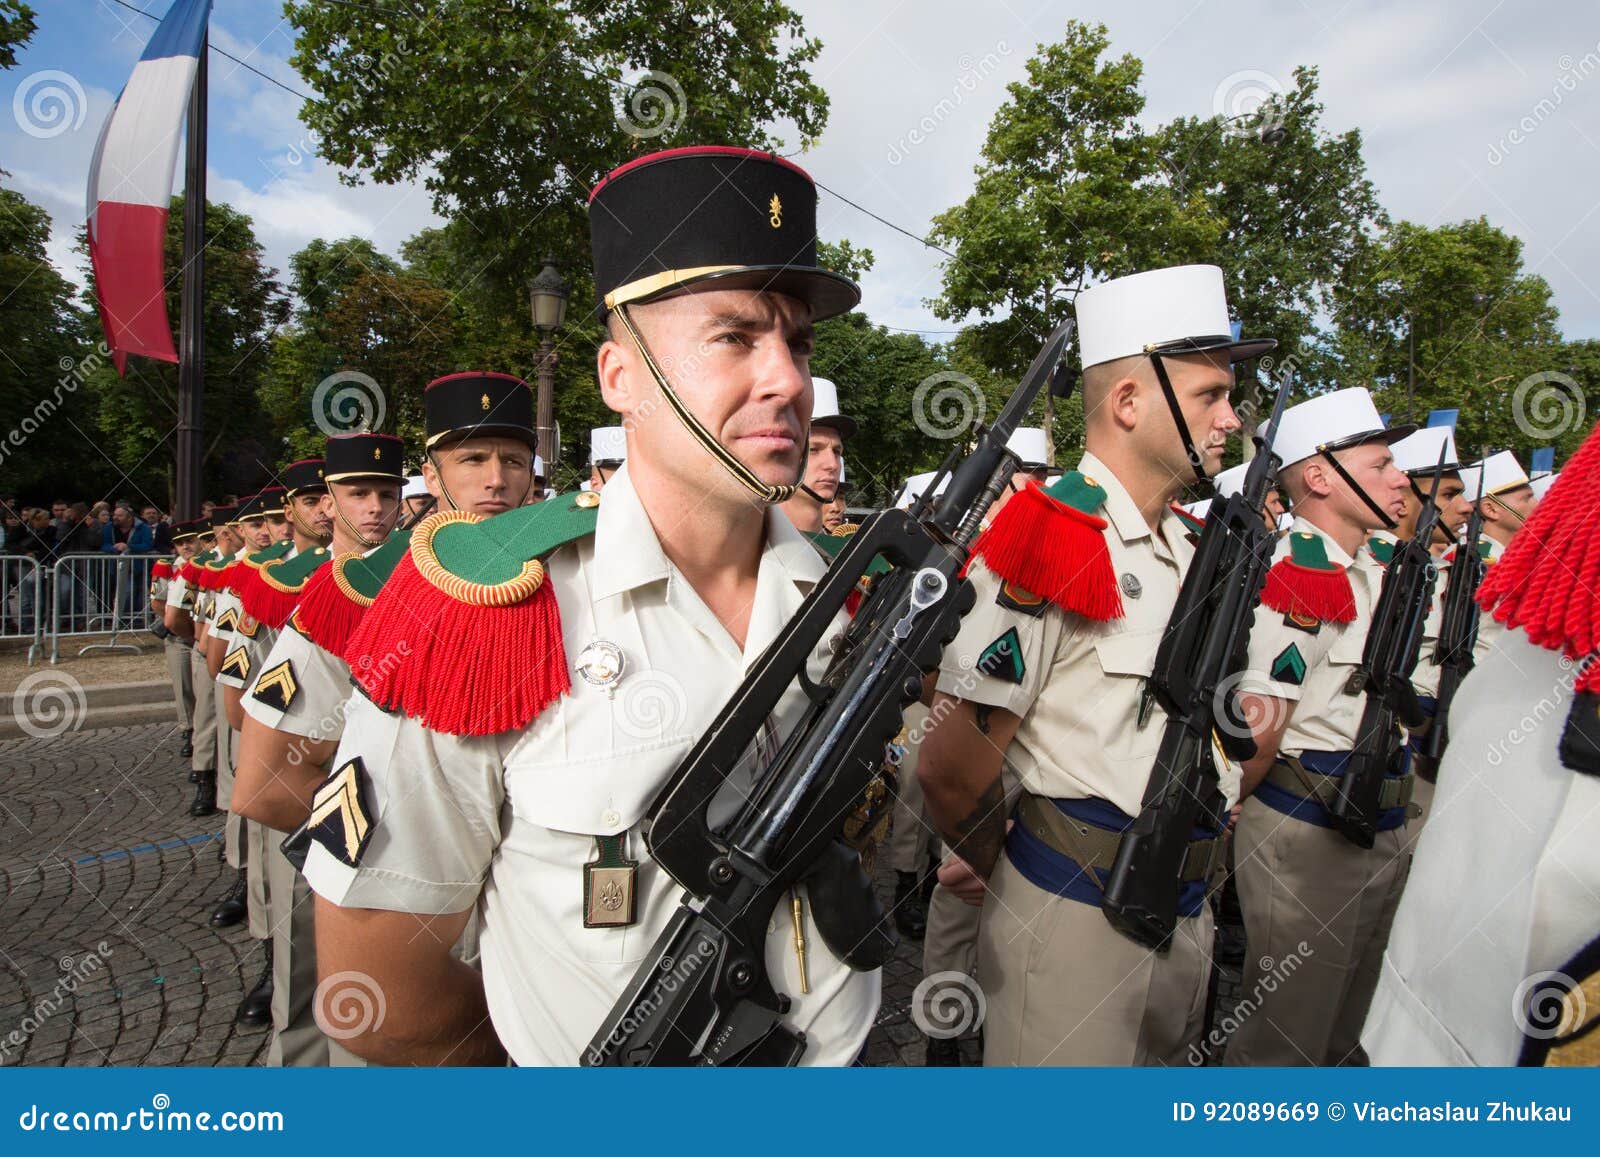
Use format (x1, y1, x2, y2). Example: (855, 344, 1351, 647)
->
(529, 255, 569, 468)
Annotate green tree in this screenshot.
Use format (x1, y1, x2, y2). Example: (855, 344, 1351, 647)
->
(0, 0, 36, 70)
(0, 186, 93, 497)
(286, 0, 829, 303)
(1324, 217, 1575, 459)
(1154, 67, 1386, 368)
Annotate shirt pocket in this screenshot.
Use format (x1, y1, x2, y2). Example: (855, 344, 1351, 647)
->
(503, 736, 692, 838)
(1091, 627, 1162, 681)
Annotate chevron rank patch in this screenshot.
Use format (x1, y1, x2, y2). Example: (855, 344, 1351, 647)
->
(996, 580, 1047, 618)
(303, 758, 377, 868)
(1271, 643, 1306, 687)
(220, 646, 253, 682)
(251, 659, 300, 713)
(213, 605, 239, 633)
(1283, 609, 1322, 636)
(977, 627, 1025, 684)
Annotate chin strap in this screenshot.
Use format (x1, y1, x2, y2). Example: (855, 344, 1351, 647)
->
(614, 304, 801, 505)
(1147, 351, 1210, 488)
(1321, 447, 1398, 530)
(287, 499, 330, 546)
(424, 448, 536, 517)
(331, 496, 386, 551)
(1486, 491, 1528, 529)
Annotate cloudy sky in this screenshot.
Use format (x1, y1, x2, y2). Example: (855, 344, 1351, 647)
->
(8, 0, 1600, 342)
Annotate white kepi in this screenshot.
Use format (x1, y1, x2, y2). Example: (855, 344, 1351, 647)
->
(590, 426, 628, 466)
(1459, 450, 1531, 503)
(1256, 386, 1412, 468)
(1073, 264, 1274, 369)
(895, 471, 950, 510)
(1006, 426, 1050, 470)
(810, 378, 857, 439)
(1390, 425, 1461, 475)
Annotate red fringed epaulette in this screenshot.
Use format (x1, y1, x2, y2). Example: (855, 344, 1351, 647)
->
(290, 561, 367, 660)
(152, 560, 173, 580)
(240, 546, 330, 631)
(1479, 430, 1600, 690)
(345, 495, 601, 736)
(1261, 530, 1357, 624)
(966, 473, 1122, 621)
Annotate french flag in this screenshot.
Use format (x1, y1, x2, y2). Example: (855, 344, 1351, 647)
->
(85, 0, 212, 373)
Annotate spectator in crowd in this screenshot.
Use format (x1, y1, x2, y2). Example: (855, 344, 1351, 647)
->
(55, 503, 104, 631)
(144, 505, 173, 554)
(101, 504, 155, 624)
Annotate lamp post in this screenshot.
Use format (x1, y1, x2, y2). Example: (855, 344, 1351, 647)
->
(529, 255, 569, 469)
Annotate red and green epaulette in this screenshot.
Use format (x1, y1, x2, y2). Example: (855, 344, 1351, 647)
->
(152, 559, 174, 581)
(1366, 535, 1396, 567)
(289, 531, 409, 660)
(240, 544, 332, 631)
(1262, 530, 1356, 624)
(180, 549, 216, 586)
(803, 529, 893, 616)
(1170, 502, 1206, 539)
(965, 472, 1122, 621)
(345, 494, 602, 737)
(198, 552, 238, 592)
(226, 540, 294, 595)
(1444, 539, 1494, 566)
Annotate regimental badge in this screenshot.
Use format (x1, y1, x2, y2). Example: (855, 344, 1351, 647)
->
(481, 392, 491, 411)
(1270, 643, 1306, 687)
(575, 638, 626, 698)
(1120, 573, 1143, 600)
(251, 659, 300, 713)
(221, 646, 253, 682)
(769, 193, 783, 229)
(374, 445, 383, 460)
(574, 490, 600, 509)
(996, 580, 1047, 618)
(234, 612, 260, 639)
(583, 833, 638, 928)
(1283, 608, 1322, 636)
(977, 628, 1025, 684)
(302, 758, 377, 868)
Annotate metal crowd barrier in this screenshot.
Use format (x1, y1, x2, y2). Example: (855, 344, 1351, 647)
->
(48, 552, 158, 664)
(1, 555, 45, 663)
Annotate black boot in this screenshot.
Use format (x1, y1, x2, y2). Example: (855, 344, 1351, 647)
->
(187, 767, 200, 784)
(179, 728, 194, 759)
(209, 869, 247, 928)
(189, 769, 217, 817)
(236, 941, 273, 1028)
(923, 1035, 962, 1066)
(893, 870, 927, 940)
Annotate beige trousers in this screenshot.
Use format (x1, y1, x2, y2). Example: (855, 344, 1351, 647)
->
(164, 638, 193, 729)
(187, 648, 217, 774)
(265, 838, 364, 1067)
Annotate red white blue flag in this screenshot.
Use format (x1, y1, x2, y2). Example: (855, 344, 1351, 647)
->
(85, 0, 211, 373)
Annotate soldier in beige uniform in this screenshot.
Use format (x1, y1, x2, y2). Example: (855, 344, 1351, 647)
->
(163, 513, 228, 817)
(1221, 387, 1415, 1066)
(303, 147, 880, 1066)
(150, 522, 202, 768)
(236, 437, 402, 1066)
(1365, 436, 1600, 1065)
(918, 265, 1273, 1066)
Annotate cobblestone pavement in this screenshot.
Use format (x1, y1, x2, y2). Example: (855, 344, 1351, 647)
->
(0, 723, 1239, 1067)
(0, 723, 269, 1067)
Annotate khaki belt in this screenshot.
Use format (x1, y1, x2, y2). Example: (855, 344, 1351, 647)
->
(1015, 793, 1225, 886)
(1267, 755, 1415, 814)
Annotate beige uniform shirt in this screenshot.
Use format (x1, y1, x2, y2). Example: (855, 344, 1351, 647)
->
(304, 465, 880, 1066)
(242, 620, 352, 743)
(1239, 518, 1382, 756)
(934, 452, 1230, 815)
(217, 547, 299, 691)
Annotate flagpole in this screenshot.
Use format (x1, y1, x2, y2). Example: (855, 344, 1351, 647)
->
(175, 31, 207, 519)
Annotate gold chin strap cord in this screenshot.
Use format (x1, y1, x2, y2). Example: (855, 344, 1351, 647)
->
(614, 304, 800, 505)
(328, 489, 386, 550)
(424, 443, 537, 518)
(287, 498, 329, 546)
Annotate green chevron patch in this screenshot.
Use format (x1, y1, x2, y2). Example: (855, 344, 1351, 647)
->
(1271, 643, 1306, 686)
(977, 627, 1025, 684)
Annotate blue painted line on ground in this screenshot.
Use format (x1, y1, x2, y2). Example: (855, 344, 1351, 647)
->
(74, 831, 220, 865)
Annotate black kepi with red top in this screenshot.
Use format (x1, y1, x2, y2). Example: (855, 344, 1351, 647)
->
(424, 372, 536, 451)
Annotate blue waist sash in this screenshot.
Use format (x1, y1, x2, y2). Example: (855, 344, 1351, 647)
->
(1255, 748, 1410, 832)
